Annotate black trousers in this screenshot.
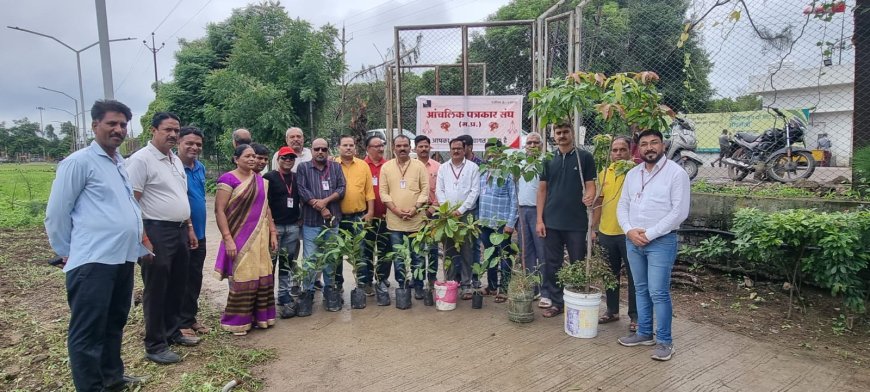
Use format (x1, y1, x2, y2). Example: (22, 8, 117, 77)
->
(66, 262, 134, 392)
(179, 237, 206, 328)
(336, 212, 366, 288)
(542, 229, 587, 308)
(142, 223, 190, 354)
(598, 233, 637, 320)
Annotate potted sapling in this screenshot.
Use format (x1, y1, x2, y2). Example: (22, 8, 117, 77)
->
(386, 235, 414, 310)
(425, 202, 479, 311)
(410, 225, 439, 306)
(314, 229, 347, 312)
(556, 250, 618, 338)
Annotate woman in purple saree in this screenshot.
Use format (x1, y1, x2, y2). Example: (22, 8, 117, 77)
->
(214, 145, 278, 335)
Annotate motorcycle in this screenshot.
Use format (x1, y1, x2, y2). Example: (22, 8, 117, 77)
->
(722, 108, 816, 183)
(665, 117, 703, 180)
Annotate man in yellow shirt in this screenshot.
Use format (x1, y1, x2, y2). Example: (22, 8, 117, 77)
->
(591, 136, 637, 331)
(335, 135, 375, 292)
(380, 135, 430, 299)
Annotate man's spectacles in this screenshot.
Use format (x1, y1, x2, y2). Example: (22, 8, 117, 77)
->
(279, 156, 296, 161)
(312, 147, 329, 152)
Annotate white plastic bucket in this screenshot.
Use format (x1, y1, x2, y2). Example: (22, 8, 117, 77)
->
(434, 280, 459, 311)
(563, 289, 602, 338)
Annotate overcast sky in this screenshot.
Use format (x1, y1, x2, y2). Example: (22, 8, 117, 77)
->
(0, 0, 505, 135)
(1, 0, 854, 136)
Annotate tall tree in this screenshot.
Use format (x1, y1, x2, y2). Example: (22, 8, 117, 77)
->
(141, 1, 343, 158)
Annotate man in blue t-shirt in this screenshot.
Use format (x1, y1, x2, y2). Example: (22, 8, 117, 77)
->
(178, 126, 210, 336)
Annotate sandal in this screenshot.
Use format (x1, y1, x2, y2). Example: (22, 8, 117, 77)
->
(191, 322, 211, 334)
(538, 298, 552, 309)
(494, 293, 508, 303)
(599, 313, 620, 324)
(542, 307, 562, 318)
(480, 288, 497, 296)
(461, 292, 473, 300)
(629, 321, 638, 333)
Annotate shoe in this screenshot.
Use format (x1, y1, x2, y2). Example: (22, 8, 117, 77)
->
(651, 343, 675, 361)
(314, 281, 324, 290)
(145, 349, 181, 364)
(171, 334, 200, 346)
(414, 287, 424, 300)
(290, 285, 302, 297)
(617, 333, 656, 347)
(279, 302, 297, 319)
(538, 298, 552, 308)
(363, 284, 375, 297)
(104, 374, 147, 392)
(191, 322, 211, 334)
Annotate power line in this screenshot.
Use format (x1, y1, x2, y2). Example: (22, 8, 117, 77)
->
(344, 0, 431, 29)
(348, 0, 472, 39)
(167, 0, 217, 41)
(152, 0, 186, 34)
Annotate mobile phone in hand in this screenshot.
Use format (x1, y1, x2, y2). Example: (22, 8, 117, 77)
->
(48, 257, 65, 269)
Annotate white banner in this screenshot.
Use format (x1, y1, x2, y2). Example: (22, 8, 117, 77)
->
(416, 95, 524, 151)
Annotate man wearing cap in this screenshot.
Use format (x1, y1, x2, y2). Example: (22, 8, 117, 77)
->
(263, 147, 303, 318)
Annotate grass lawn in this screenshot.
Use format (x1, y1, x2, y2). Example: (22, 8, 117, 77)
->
(0, 163, 56, 228)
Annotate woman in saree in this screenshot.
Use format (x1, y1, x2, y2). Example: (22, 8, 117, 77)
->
(215, 144, 279, 336)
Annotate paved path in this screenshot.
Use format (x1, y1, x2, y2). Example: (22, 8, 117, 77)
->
(199, 198, 868, 391)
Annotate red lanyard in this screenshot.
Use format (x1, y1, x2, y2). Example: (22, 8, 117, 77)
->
(281, 172, 294, 195)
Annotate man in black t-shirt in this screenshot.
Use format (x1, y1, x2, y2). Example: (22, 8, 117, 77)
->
(263, 146, 302, 318)
(536, 121, 597, 318)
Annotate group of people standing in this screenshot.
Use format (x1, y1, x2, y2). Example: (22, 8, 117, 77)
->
(45, 100, 691, 391)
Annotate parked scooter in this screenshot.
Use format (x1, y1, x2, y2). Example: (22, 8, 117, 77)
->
(722, 108, 815, 183)
(665, 117, 703, 180)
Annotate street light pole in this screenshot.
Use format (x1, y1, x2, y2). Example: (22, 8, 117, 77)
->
(38, 86, 80, 149)
(36, 106, 45, 136)
(7, 26, 135, 150)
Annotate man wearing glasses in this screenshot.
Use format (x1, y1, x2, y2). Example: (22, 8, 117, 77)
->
(363, 135, 391, 296)
(263, 147, 302, 318)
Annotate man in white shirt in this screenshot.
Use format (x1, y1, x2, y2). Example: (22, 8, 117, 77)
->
(271, 127, 313, 172)
(126, 112, 199, 364)
(516, 132, 545, 299)
(436, 138, 481, 299)
(616, 129, 690, 362)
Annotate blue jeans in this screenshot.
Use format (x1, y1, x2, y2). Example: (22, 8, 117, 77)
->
(274, 224, 300, 304)
(389, 231, 423, 288)
(480, 225, 513, 291)
(626, 232, 678, 345)
(302, 225, 337, 292)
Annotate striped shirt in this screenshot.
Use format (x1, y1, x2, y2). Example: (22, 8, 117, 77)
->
(296, 160, 346, 227)
(478, 172, 518, 229)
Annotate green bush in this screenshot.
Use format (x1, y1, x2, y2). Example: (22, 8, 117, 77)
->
(732, 208, 870, 314)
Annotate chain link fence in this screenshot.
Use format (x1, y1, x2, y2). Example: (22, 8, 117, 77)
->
(576, 0, 858, 185)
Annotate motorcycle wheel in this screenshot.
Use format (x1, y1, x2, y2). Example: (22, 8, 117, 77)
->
(765, 150, 816, 183)
(680, 159, 699, 180)
(727, 148, 751, 181)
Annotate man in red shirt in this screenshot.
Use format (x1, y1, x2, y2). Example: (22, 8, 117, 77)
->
(363, 135, 391, 296)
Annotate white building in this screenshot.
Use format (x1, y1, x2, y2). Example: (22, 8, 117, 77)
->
(746, 62, 853, 166)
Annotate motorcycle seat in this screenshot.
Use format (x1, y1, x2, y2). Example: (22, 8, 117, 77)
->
(736, 132, 761, 143)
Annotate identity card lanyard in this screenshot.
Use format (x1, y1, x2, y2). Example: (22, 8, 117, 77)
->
(450, 160, 465, 187)
(320, 162, 331, 191)
(398, 160, 411, 189)
(282, 172, 294, 209)
(637, 160, 667, 200)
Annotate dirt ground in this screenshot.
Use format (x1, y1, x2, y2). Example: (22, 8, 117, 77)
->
(197, 205, 869, 392)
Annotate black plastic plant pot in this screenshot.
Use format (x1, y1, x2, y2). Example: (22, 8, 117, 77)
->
(395, 288, 413, 310)
(350, 287, 367, 309)
(296, 291, 314, 317)
(471, 291, 484, 309)
(423, 289, 435, 306)
(376, 282, 391, 306)
(323, 286, 342, 312)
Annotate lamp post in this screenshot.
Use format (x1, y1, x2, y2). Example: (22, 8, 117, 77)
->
(36, 106, 45, 137)
(38, 86, 81, 149)
(7, 26, 134, 150)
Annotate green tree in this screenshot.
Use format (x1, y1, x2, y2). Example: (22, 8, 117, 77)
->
(706, 94, 763, 113)
(142, 1, 343, 159)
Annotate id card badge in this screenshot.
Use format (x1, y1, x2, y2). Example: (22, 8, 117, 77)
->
(287, 197, 294, 208)
(400, 180, 407, 189)
(321, 180, 330, 191)
(372, 176, 378, 186)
